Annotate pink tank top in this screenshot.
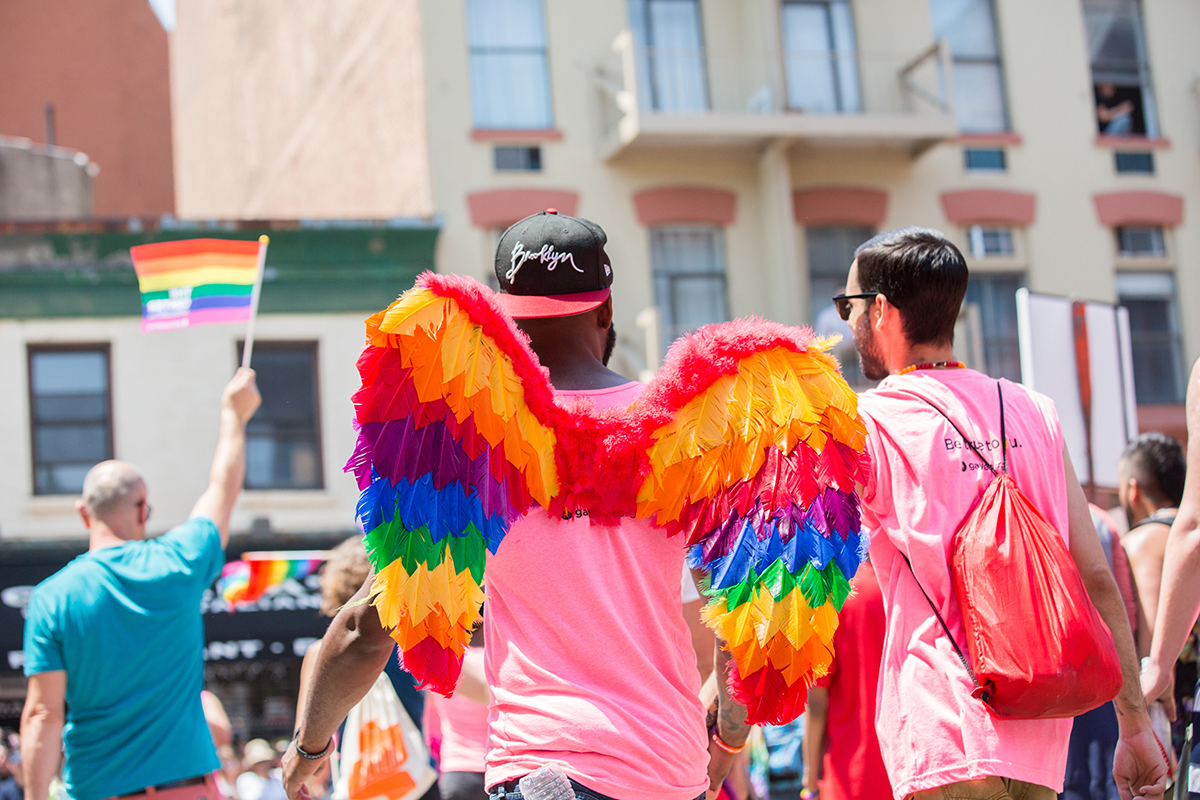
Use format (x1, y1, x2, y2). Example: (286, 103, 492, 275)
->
(482, 382, 707, 800)
(858, 369, 1072, 798)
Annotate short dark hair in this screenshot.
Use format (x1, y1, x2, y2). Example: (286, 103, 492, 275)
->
(854, 227, 968, 346)
(1121, 432, 1186, 507)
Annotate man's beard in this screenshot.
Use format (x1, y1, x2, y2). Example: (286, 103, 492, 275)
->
(603, 323, 616, 367)
(853, 313, 888, 381)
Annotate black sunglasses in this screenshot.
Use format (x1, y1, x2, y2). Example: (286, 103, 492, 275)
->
(832, 292, 879, 321)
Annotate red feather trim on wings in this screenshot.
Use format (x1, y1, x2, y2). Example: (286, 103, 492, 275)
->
(350, 273, 870, 724)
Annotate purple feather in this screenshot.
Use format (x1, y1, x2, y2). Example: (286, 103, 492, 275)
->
(806, 492, 830, 538)
(698, 508, 743, 563)
(822, 488, 861, 541)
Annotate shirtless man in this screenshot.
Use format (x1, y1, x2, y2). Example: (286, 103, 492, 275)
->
(1118, 433, 1186, 656)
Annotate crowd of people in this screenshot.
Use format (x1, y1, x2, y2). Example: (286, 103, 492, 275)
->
(18, 216, 1200, 800)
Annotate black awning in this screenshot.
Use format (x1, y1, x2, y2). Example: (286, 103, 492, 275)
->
(2, 532, 354, 674)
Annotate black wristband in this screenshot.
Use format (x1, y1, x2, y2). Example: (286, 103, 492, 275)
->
(294, 736, 333, 760)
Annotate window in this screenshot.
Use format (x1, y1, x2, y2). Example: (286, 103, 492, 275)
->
(930, 0, 1008, 132)
(628, 0, 709, 112)
(1116, 225, 1165, 257)
(243, 343, 323, 490)
(651, 225, 729, 351)
(494, 146, 542, 171)
(781, 0, 861, 113)
(1114, 151, 1154, 174)
(466, 0, 553, 129)
(1117, 272, 1185, 403)
(806, 225, 874, 389)
(1083, 0, 1158, 137)
(964, 147, 1006, 171)
(963, 273, 1024, 381)
(28, 346, 113, 495)
(967, 225, 1014, 258)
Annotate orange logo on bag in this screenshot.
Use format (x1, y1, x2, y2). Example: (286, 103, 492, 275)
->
(348, 720, 416, 799)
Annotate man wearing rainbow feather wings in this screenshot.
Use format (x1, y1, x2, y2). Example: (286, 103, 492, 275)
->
(284, 211, 870, 800)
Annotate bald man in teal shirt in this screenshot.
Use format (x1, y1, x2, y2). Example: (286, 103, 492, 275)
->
(21, 369, 260, 800)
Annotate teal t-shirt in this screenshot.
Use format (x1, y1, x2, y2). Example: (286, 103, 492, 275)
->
(24, 517, 224, 800)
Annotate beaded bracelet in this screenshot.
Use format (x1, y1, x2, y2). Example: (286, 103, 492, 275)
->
(294, 736, 333, 760)
(800, 790, 819, 800)
(711, 731, 745, 754)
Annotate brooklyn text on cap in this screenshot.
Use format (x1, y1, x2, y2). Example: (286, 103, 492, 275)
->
(494, 209, 613, 319)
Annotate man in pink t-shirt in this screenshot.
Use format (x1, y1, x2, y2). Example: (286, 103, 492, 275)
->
(284, 212, 742, 800)
(835, 227, 1167, 800)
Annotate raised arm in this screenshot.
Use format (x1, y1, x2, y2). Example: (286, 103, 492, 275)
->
(21, 671, 66, 800)
(190, 368, 261, 547)
(282, 575, 397, 799)
(1143, 358, 1200, 716)
(1063, 448, 1168, 799)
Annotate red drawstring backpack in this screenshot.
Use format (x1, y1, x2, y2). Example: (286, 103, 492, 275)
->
(903, 383, 1123, 719)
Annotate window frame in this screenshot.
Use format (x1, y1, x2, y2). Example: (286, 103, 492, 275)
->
(962, 271, 1026, 382)
(1115, 270, 1187, 404)
(649, 224, 730, 352)
(27, 342, 115, 497)
(236, 340, 325, 492)
(1082, 0, 1159, 138)
(963, 147, 1007, 172)
(1115, 224, 1167, 259)
(780, 0, 863, 114)
(967, 224, 1015, 259)
(931, 0, 1012, 132)
(629, 0, 712, 112)
(465, 0, 555, 130)
(803, 224, 877, 390)
(960, 224, 1024, 268)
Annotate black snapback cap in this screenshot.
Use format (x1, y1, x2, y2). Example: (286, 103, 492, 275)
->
(493, 209, 613, 318)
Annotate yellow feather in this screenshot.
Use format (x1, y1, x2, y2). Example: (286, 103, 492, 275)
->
(378, 291, 448, 337)
(811, 601, 840, 647)
(489, 357, 522, 420)
(777, 587, 816, 651)
(686, 374, 736, 455)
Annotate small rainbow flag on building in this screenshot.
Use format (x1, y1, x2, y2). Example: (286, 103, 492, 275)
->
(217, 550, 328, 608)
(130, 237, 268, 334)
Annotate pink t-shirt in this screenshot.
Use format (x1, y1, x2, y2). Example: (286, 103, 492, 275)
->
(857, 369, 1073, 799)
(430, 647, 490, 774)
(482, 382, 707, 800)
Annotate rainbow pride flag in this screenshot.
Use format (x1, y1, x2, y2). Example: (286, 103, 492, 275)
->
(130, 238, 266, 333)
(217, 550, 328, 607)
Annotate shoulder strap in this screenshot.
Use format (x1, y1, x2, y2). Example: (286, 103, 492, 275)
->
(1128, 516, 1177, 532)
(910, 381, 1008, 477)
(900, 552, 985, 699)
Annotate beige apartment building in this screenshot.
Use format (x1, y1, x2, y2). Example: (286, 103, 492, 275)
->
(418, 0, 1198, 434)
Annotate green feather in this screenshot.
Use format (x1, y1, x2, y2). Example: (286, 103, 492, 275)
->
(799, 564, 826, 607)
(445, 526, 488, 583)
(828, 565, 852, 611)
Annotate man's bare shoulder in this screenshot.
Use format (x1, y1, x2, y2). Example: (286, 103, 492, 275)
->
(1123, 521, 1171, 564)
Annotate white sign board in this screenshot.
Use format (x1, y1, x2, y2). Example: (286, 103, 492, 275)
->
(1016, 289, 1137, 487)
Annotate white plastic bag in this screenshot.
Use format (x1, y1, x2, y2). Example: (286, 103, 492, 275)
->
(332, 672, 436, 800)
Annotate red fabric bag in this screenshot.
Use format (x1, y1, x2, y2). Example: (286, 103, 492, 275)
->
(913, 383, 1123, 719)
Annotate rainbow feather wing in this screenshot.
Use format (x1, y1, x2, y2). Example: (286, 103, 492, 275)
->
(348, 273, 559, 695)
(634, 321, 871, 725)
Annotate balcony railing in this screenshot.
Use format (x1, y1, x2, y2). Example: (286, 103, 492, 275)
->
(595, 32, 958, 159)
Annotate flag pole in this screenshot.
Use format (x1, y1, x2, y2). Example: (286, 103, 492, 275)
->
(240, 235, 269, 369)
